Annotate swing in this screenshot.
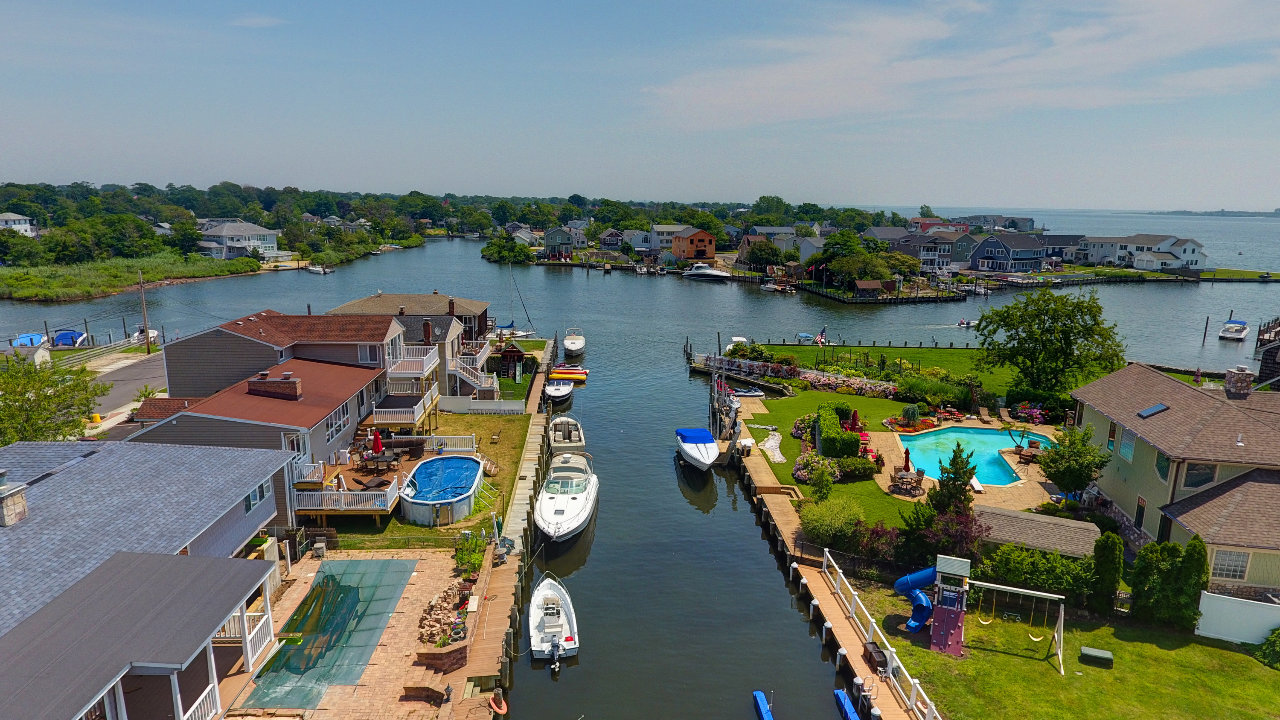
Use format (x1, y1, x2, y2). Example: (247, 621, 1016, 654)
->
(977, 589, 995, 625)
(1027, 598, 1046, 642)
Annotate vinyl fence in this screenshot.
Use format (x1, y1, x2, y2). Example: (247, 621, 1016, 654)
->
(1196, 591, 1280, 644)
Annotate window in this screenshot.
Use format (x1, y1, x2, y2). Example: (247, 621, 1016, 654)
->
(1211, 550, 1249, 581)
(1107, 422, 1117, 451)
(325, 402, 350, 442)
(243, 480, 272, 513)
(358, 389, 366, 409)
(1184, 463, 1216, 489)
(1118, 428, 1136, 462)
(1155, 452, 1171, 483)
(359, 344, 382, 364)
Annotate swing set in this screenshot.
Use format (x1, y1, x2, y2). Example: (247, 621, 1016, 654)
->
(969, 580, 1066, 675)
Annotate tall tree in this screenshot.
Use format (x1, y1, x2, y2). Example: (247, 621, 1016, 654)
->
(928, 441, 977, 515)
(1038, 424, 1112, 495)
(168, 220, 203, 256)
(1088, 532, 1123, 615)
(752, 195, 790, 217)
(919, 204, 939, 218)
(1172, 536, 1209, 630)
(0, 356, 111, 445)
(975, 289, 1125, 394)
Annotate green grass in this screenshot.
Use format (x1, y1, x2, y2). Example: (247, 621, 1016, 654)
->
(746, 390, 915, 526)
(1202, 267, 1275, 279)
(852, 584, 1280, 720)
(515, 339, 547, 352)
(0, 252, 261, 301)
(499, 372, 533, 401)
(760, 345, 1017, 395)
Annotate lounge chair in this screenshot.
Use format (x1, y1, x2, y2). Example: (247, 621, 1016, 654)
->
(353, 476, 392, 490)
(969, 477, 985, 493)
(978, 407, 993, 424)
(999, 407, 1014, 423)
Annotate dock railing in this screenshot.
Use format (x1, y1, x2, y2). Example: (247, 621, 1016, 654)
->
(822, 548, 940, 720)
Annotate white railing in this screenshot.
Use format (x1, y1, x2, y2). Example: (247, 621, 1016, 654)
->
(427, 434, 477, 451)
(437, 396, 525, 414)
(371, 396, 427, 424)
(448, 357, 498, 389)
(295, 476, 400, 511)
(181, 684, 219, 720)
(246, 611, 275, 662)
(404, 344, 437, 359)
(214, 611, 265, 641)
(296, 462, 324, 484)
(821, 549, 939, 720)
(387, 379, 424, 395)
(460, 340, 492, 366)
(389, 345, 439, 376)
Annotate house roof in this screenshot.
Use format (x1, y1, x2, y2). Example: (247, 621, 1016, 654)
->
(199, 220, 277, 237)
(652, 224, 692, 232)
(989, 233, 1046, 250)
(1139, 251, 1180, 261)
(854, 280, 883, 290)
(217, 309, 400, 348)
(1170, 238, 1201, 248)
(0, 552, 272, 720)
(1071, 363, 1280, 466)
(1041, 234, 1085, 246)
(751, 226, 795, 235)
(1082, 234, 1176, 245)
(0, 212, 31, 221)
(132, 397, 200, 422)
(327, 292, 489, 317)
(183, 358, 381, 430)
(928, 231, 972, 242)
(1161, 469, 1280, 550)
(973, 505, 1101, 558)
(0, 441, 291, 635)
(675, 227, 713, 238)
(864, 227, 909, 240)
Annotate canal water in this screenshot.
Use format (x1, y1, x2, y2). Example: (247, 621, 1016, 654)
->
(0, 213, 1277, 719)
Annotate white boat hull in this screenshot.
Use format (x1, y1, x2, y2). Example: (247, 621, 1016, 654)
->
(529, 578, 579, 659)
(534, 453, 599, 542)
(677, 441, 719, 471)
(563, 339, 585, 354)
(549, 415, 587, 455)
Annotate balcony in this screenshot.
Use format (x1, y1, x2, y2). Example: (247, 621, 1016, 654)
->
(388, 345, 439, 378)
(459, 340, 492, 367)
(367, 384, 438, 425)
(295, 475, 401, 513)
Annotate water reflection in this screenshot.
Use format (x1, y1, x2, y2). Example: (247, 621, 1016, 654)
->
(674, 455, 717, 513)
(533, 515, 597, 579)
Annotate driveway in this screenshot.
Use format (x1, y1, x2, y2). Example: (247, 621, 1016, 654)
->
(94, 353, 166, 414)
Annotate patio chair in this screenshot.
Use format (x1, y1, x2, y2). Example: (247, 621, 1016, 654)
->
(408, 444, 425, 460)
(353, 476, 392, 490)
(999, 407, 1014, 423)
(978, 407, 992, 424)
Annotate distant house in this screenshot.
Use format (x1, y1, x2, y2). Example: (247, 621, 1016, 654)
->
(968, 234, 1046, 272)
(511, 228, 538, 246)
(622, 229, 650, 253)
(927, 231, 978, 268)
(909, 218, 970, 234)
(892, 234, 949, 273)
(504, 222, 531, 234)
(1077, 234, 1205, 268)
(569, 226, 589, 248)
(770, 233, 800, 253)
(1135, 236, 1207, 270)
(566, 219, 591, 231)
(0, 212, 35, 237)
(1041, 234, 1085, 261)
(197, 219, 285, 260)
(863, 226, 909, 243)
(956, 214, 1035, 232)
(723, 224, 744, 240)
(798, 236, 826, 263)
(301, 212, 321, 223)
(671, 228, 716, 260)
(599, 228, 624, 251)
(543, 226, 575, 257)
(650, 224, 691, 250)
(750, 225, 795, 240)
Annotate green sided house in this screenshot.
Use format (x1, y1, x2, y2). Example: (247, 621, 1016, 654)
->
(1072, 363, 1280, 599)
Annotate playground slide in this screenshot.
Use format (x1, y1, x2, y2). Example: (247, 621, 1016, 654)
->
(893, 566, 937, 633)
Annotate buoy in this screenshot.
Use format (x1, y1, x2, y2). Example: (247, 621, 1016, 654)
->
(489, 688, 508, 715)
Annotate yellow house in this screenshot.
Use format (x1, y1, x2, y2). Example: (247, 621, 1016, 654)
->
(1071, 363, 1280, 599)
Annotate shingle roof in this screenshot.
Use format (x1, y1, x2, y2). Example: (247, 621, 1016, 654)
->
(327, 292, 489, 317)
(0, 212, 31, 221)
(133, 397, 200, 421)
(199, 220, 278, 236)
(751, 226, 795, 235)
(1161, 469, 1280, 550)
(0, 552, 272, 720)
(183, 358, 381, 429)
(218, 309, 400, 347)
(864, 227, 909, 240)
(652, 224, 692, 232)
(1071, 363, 1280, 465)
(1041, 234, 1085, 246)
(974, 505, 1101, 558)
(0, 441, 291, 635)
(991, 233, 1046, 250)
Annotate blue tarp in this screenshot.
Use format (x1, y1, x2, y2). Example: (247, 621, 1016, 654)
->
(676, 428, 715, 444)
(14, 333, 45, 347)
(52, 330, 84, 347)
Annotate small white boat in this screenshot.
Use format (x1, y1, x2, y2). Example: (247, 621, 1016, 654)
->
(957, 319, 977, 328)
(544, 379, 575, 403)
(656, 266, 668, 276)
(683, 262, 731, 281)
(563, 327, 586, 356)
(1219, 320, 1250, 341)
(534, 453, 599, 542)
(549, 414, 586, 455)
(529, 576, 579, 669)
(131, 327, 158, 345)
(724, 336, 749, 353)
(795, 332, 815, 345)
(731, 386, 765, 398)
(675, 428, 719, 471)
(761, 282, 779, 292)
(635, 264, 648, 275)
(305, 265, 333, 274)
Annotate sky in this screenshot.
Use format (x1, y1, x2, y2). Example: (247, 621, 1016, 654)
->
(3, 0, 1280, 210)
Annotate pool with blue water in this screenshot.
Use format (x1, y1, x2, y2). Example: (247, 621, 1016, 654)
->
(898, 427, 1052, 486)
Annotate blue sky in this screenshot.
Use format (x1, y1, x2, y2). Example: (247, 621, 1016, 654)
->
(3, 0, 1280, 210)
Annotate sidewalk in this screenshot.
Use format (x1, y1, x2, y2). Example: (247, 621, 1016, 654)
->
(86, 349, 159, 374)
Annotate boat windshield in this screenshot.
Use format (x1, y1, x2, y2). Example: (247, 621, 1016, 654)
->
(545, 476, 588, 494)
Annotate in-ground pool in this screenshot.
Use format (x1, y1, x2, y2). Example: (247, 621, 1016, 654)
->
(400, 455, 483, 526)
(898, 427, 1052, 487)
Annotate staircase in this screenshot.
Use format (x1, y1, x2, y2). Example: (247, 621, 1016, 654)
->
(403, 666, 448, 704)
(450, 357, 498, 391)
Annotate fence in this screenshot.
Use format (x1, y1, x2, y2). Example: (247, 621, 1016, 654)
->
(438, 395, 525, 414)
(50, 338, 135, 367)
(1196, 591, 1280, 644)
(821, 548, 940, 720)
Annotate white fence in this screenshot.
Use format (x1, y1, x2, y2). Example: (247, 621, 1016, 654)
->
(822, 549, 940, 720)
(181, 684, 219, 720)
(438, 395, 525, 414)
(295, 476, 400, 511)
(1196, 591, 1280, 644)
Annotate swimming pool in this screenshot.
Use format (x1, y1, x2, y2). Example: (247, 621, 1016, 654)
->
(898, 427, 1052, 487)
(400, 455, 483, 526)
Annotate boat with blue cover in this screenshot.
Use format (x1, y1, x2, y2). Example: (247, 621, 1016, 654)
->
(675, 428, 718, 471)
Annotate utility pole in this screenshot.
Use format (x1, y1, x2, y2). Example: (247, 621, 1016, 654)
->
(138, 270, 153, 355)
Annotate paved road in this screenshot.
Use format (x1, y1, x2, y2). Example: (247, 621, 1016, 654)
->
(94, 353, 166, 414)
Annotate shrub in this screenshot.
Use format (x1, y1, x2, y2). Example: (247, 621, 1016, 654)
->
(1004, 385, 1073, 424)
(793, 451, 837, 484)
(813, 401, 860, 458)
(811, 466, 834, 502)
(792, 413, 816, 439)
(901, 404, 921, 424)
(1089, 532, 1123, 615)
(977, 543, 1096, 608)
(1256, 626, 1280, 669)
(799, 497, 865, 549)
(1086, 512, 1121, 536)
(835, 456, 877, 483)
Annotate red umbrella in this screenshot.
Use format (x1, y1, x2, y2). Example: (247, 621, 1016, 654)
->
(371, 429, 383, 454)
(902, 447, 911, 472)
(851, 409, 861, 429)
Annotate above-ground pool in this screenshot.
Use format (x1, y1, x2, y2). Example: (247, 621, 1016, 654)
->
(400, 455, 483, 526)
(898, 427, 1052, 487)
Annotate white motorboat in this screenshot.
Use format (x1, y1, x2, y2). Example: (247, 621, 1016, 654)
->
(563, 327, 586, 356)
(682, 262, 731, 281)
(534, 453, 599, 542)
(305, 265, 333, 274)
(675, 428, 719, 471)
(549, 414, 586, 455)
(656, 266, 668, 275)
(635, 264, 648, 275)
(1219, 320, 1249, 341)
(724, 336, 749, 353)
(529, 576, 579, 669)
(544, 379, 575, 403)
(131, 327, 158, 345)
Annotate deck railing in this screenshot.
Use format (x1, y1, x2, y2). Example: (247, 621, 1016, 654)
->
(448, 357, 498, 390)
(460, 339, 493, 366)
(296, 462, 324, 484)
(246, 611, 275, 663)
(181, 684, 219, 720)
(295, 476, 400, 512)
(370, 387, 435, 424)
(214, 611, 266, 641)
(822, 549, 939, 720)
(389, 345, 439, 376)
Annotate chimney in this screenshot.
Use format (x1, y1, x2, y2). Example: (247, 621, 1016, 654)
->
(423, 319, 433, 342)
(1224, 365, 1254, 399)
(398, 305, 405, 316)
(448, 297, 455, 316)
(258, 370, 270, 379)
(247, 375, 304, 401)
(281, 371, 293, 379)
(0, 470, 29, 528)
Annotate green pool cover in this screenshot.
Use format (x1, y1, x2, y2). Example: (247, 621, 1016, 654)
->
(242, 559, 416, 709)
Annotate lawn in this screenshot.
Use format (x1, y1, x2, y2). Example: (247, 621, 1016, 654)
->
(759, 345, 1017, 395)
(745, 389, 915, 527)
(332, 412, 531, 550)
(499, 372, 533, 401)
(515, 339, 547, 352)
(1201, 268, 1274, 279)
(853, 584, 1280, 720)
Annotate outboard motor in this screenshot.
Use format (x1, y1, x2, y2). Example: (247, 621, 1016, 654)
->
(550, 640, 562, 672)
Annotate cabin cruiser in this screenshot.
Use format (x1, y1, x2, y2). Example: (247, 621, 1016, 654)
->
(533, 453, 599, 542)
(682, 262, 731, 281)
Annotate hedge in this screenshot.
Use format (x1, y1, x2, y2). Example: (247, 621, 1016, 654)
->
(813, 401, 861, 458)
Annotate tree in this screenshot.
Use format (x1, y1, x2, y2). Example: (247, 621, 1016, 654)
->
(793, 223, 817, 238)
(1131, 541, 1183, 624)
(752, 195, 790, 217)
(490, 200, 516, 226)
(1038, 424, 1112, 495)
(1088, 532, 1123, 615)
(0, 355, 111, 445)
(1171, 536, 1209, 630)
(745, 242, 783, 266)
(567, 193, 590, 209)
(919, 204, 939, 218)
(928, 441, 976, 515)
(881, 251, 921, 276)
(975, 289, 1126, 394)
(810, 466, 833, 502)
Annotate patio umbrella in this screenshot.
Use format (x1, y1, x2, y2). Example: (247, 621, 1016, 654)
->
(372, 429, 383, 454)
(851, 409, 860, 429)
(902, 447, 911, 472)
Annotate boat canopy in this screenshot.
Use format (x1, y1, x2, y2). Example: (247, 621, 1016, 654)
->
(676, 428, 715, 444)
(1223, 320, 1247, 326)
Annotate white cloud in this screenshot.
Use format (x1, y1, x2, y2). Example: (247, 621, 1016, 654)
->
(648, 0, 1280, 129)
(231, 14, 287, 28)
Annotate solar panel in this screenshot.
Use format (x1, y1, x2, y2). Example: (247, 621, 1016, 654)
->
(1137, 403, 1168, 419)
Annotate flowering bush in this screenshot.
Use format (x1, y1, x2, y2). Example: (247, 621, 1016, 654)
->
(793, 450, 838, 484)
(1014, 401, 1047, 425)
(792, 413, 817, 439)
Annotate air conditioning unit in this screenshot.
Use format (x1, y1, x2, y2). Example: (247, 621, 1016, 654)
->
(313, 538, 326, 558)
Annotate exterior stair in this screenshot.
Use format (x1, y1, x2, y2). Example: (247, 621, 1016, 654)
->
(403, 666, 448, 704)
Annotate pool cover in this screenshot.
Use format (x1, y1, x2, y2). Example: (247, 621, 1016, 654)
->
(410, 456, 481, 503)
(241, 559, 416, 709)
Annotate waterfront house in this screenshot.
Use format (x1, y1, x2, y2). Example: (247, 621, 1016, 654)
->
(927, 231, 977, 268)
(196, 218, 286, 261)
(798, 236, 826, 263)
(956, 214, 1035, 232)
(650, 223, 692, 250)
(863, 226, 910, 243)
(566, 219, 591, 231)
(1077, 234, 1205, 268)
(1040, 234, 1085, 261)
(599, 228, 624, 251)
(671, 227, 716, 260)
(623, 229, 650, 253)
(511, 228, 538, 246)
(505, 221, 531, 234)
(909, 218, 970, 234)
(543, 226, 575, 257)
(968, 233, 1046, 272)
(1072, 363, 1280, 599)
(328, 291, 491, 341)
(0, 211, 36, 237)
(749, 225, 795, 241)
(736, 234, 769, 260)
